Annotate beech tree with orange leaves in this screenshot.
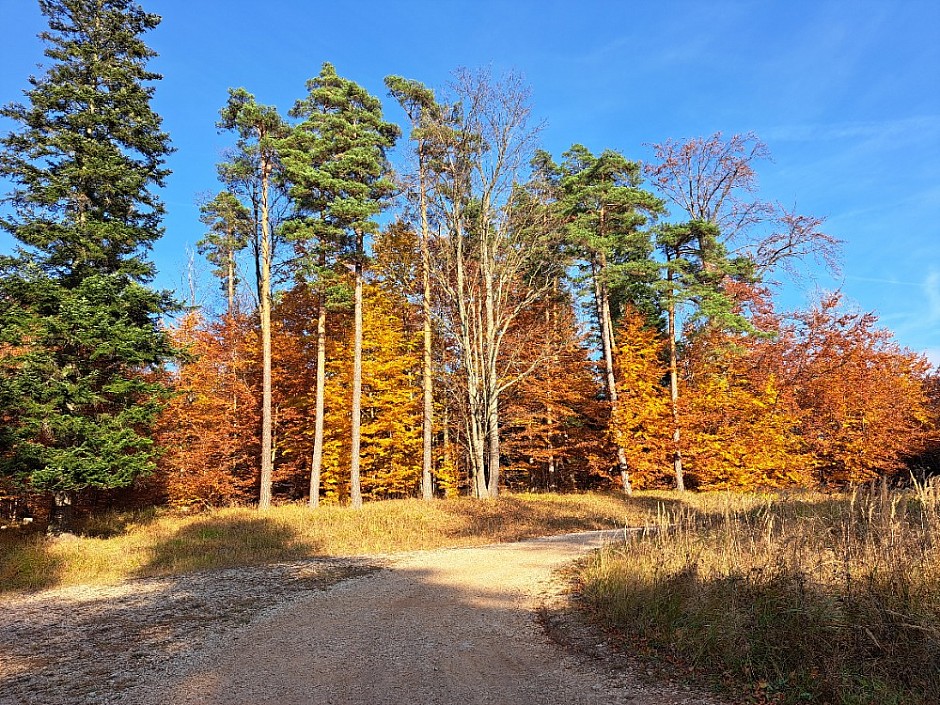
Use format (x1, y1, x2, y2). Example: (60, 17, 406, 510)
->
(501, 291, 611, 491)
(645, 131, 838, 490)
(785, 293, 932, 484)
(677, 323, 808, 490)
(155, 312, 260, 506)
(610, 307, 672, 489)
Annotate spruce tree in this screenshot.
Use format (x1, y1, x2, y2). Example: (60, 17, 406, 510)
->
(0, 0, 175, 530)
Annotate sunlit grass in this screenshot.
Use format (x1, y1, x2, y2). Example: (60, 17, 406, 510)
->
(0, 491, 639, 593)
(578, 483, 940, 705)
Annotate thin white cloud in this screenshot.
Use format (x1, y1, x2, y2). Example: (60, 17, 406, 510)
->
(765, 115, 940, 143)
(845, 275, 922, 287)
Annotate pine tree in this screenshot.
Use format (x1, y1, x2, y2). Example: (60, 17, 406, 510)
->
(385, 75, 442, 502)
(537, 145, 664, 493)
(197, 191, 252, 314)
(655, 219, 754, 490)
(0, 0, 175, 531)
(216, 88, 289, 510)
(281, 63, 399, 509)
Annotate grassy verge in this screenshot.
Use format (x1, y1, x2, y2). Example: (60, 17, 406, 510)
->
(0, 491, 640, 593)
(578, 485, 940, 704)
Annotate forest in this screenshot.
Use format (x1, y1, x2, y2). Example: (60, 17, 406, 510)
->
(1, 0, 939, 532)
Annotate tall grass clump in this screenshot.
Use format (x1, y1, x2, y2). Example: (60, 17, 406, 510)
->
(579, 484, 940, 704)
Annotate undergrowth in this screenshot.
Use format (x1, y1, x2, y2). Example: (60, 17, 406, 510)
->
(578, 483, 940, 705)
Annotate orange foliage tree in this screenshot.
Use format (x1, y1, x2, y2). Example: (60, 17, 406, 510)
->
(610, 307, 672, 489)
(785, 293, 932, 484)
(677, 325, 808, 490)
(501, 295, 612, 491)
(155, 312, 260, 506)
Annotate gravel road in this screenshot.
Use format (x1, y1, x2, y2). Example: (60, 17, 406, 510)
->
(1, 530, 723, 705)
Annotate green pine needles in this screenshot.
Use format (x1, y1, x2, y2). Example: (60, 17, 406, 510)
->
(0, 0, 175, 521)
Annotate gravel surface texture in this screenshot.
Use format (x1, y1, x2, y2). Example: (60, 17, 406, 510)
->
(1, 530, 725, 705)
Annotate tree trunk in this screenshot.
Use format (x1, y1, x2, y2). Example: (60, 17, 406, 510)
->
(469, 407, 487, 498)
(229, 314, 239, 480)
(668, 292, 685, 492)
(452, 214, 488, 499)
(593, 257, 632, 494)
(47, 491, 75, 536)
(309, 293, 327, 508)
(482, 213, 500, 499)
(226, 228, 236, 315)
(349, 232, 364, 509)
(258, 159, 274, 510)
(419, 172, 434, 501)
(486, 393, 500, 497)
(443, 403, 451, 484)
(309, 451, 320, 509)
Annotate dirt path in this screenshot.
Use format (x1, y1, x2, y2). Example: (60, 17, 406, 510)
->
(1, 531, 722, 705)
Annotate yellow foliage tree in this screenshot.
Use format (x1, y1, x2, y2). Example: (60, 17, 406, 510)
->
(275, 282, 422, 502)
(611, 307, 672, 489)
(678, 330, 809, 490)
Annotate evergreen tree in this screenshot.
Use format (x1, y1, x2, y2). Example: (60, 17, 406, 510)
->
(655, 221, 755, 490)
(216, 88, 288, 510)
(536, 145, 664, 493)
(0, 0, 175, 530)
(281, 62, 399, 509)
(385, 75, 442, 502)
(197, 191, 252, 314)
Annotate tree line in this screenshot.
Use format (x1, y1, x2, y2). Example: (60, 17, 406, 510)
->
(1, 1, 937, 527)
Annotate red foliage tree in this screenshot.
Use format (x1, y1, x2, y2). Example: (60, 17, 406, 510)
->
(501, 295, 612, 491)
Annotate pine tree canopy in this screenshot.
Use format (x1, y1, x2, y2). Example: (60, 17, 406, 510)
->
(283, 63, 400, 255)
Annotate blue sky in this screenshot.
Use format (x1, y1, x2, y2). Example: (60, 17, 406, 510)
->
(1, 0, 938, 362)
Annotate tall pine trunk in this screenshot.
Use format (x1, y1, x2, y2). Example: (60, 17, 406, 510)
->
(349, 231, 364, 509)
(593, 257, 632, 495)
(309, 292, 327, 508)
(258, 159, 274, 510)
(419, 170, 434, 501)
(226, 227, 236, 315)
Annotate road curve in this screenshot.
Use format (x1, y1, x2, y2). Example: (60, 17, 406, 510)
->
(142, 530, 714, 705)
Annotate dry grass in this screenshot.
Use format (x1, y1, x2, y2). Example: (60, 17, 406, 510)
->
(0, 491, 639, 593)
(578, 483, 940, 704)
